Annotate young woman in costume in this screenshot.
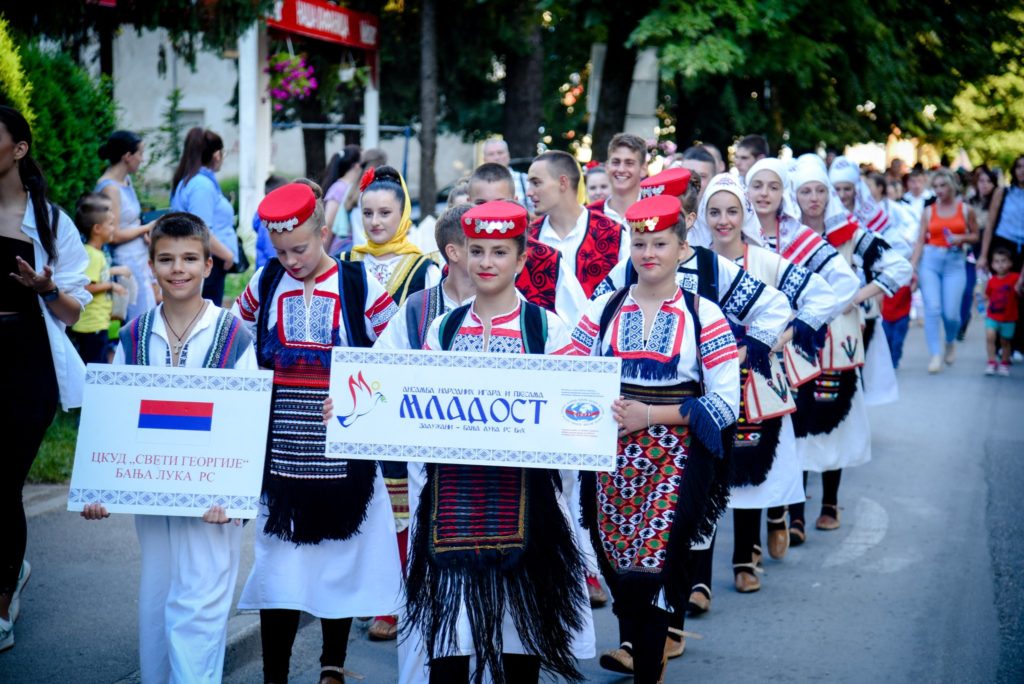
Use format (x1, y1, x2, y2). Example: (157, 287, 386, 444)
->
(570, 194, 741, 683)
(787, 156, 911, 539)
(403, 200, 591, 684)
(340, 165, 440, 640)
(232, 182, 403, 684)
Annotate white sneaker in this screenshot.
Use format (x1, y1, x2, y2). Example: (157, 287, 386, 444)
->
(945, 343, 956, 365)
(985, 362, 997, 375)
(0, 616, 12, 653)
(928, 355, 942, 374)
(10, 560, 30, 623)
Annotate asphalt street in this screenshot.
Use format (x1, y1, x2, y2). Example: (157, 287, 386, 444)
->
(2, 320, 1022, 683)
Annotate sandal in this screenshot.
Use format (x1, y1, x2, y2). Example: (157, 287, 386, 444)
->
(733, 562, 761, 593)
(687, 584, 711, 614)
(789, 518, 806, 546)
(319, 666, 345, 683)
(664, 627, 686, 659)
(766, 515, 789, 559)
(367, 617, 398, 641)
(599, 642, 634, 673)
(815, 504, 840, 531)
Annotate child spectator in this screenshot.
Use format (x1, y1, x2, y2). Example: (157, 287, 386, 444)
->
(985, 247, 1023, 376)
(69, 193, 128, 363)
(881, 282, 912, 369)
(81, 212, 257, 683)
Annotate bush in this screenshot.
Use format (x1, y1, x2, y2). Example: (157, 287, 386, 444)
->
(21, 44, 116, 211)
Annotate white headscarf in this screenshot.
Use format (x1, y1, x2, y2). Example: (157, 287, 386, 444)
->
(746, 157, 801, 223)
(790, 157, 856, 241)
(747, 157, 804, 250)
(695, 173, 765, 247)
(828, 155, 889, 232)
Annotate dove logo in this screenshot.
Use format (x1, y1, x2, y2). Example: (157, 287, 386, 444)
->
(336, 372, 386, 428)
(562, 401, 602, 425)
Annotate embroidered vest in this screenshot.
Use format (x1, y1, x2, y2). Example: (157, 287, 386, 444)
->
(516, 238, 560, 313)
(529, 209, 622, 299)
(119, 308, 252, 369)
(404, 283, 447, 350)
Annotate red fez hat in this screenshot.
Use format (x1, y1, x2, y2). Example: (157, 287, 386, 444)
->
(625, 195, 681, 233)
(258, 183, 317, 232)
(461, 201, 528, 239)
(640, 167, 692, 199)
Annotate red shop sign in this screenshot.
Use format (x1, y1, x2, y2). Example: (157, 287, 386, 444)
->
(267, 0, 379, 50)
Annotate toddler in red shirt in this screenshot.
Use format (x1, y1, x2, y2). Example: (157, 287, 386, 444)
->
(985, 247, 1023, 376)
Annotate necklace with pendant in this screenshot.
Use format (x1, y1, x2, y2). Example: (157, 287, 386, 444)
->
(162, 302, 206, 359)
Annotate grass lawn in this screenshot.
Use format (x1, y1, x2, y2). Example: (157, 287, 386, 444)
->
(29, 409, 80, 483)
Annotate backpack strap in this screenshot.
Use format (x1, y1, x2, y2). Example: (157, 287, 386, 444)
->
(681, 288, 705, 390)
(519, 301, 548, 355)
(337, 258, 373, 348)
(438, 304, 472, 351)
(597, 286, 632, 344)
(694, 246, 719, 301)
(255, 259, 287, 367)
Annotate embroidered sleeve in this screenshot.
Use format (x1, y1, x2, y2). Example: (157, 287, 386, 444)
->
(718, 257, 789, 348)
(568, 295, 609, 356)
(697, 302, 741, 420)
(817, 252, 860, 318)
(373, 297, 413, 350)
(854, 231, 911, 296)
(362, 275, 399, 340)
(720, 269, 766, 321)
(777, 262, 813, 310)
(231, 268, 263, 341)
(698, 316, 739, 370)
(781, 261, 834, 332)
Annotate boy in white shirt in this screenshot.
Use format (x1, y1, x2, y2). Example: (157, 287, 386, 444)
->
(81, 212, 257, 684)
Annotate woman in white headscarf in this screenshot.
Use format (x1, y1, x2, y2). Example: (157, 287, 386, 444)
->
(695, 173, 836, 595)
(743, 159, 861, 557)
(785, 157, 911, 540)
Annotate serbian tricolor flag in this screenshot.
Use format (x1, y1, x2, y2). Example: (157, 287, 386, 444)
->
(137, 400, 214, 445)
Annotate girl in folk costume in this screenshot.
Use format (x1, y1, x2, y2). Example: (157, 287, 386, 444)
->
(829, 156, 910, 401)
(569, 194, 741, 683)
(698, 173, 835, 595)
(341, 165, 441, 640)
(788, 157, 912, 539)
(745, 158, 860, 558)
(232, 183, 403, 684)
(403, 201, 591, 684)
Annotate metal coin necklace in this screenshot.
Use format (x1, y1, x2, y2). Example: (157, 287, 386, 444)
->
(161, 301, 206, 362)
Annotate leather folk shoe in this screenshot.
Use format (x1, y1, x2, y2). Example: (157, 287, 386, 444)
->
(815, 504, 841, 531)
(733, 564, 761, 593)
(664, 628, 686, 659)
(586, 575, 608, 607)
(599, 643, 634, 674)
(687, 585, 711, 614)
(767, 521, 790, 560)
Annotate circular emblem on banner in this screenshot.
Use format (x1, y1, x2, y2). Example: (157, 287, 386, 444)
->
(562, 400, 602, 425)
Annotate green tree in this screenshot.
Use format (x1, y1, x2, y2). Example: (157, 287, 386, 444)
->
(21, 43, 116, 209)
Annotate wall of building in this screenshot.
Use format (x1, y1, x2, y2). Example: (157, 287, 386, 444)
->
(106, 28, 475, 199)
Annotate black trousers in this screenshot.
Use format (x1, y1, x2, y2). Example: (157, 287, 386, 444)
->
(260, 609, 352, 683)
(0, 313, 58, 595)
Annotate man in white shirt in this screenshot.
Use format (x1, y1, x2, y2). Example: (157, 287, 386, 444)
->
(482, 138, 532, 214)
(588, 132, 647, 228)
(902, 167, 935, 223)
(527, 150, 629, 298)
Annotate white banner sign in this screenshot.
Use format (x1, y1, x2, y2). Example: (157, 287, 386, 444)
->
(67, 366, 273, 518)
(326, 349, 621, 470)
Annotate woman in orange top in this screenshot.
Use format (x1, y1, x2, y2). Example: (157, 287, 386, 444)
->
(910, 168, 979, 373)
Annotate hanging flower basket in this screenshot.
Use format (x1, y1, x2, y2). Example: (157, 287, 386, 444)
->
(266, 52, 318, 112)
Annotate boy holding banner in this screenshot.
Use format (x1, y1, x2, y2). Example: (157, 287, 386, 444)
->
(81, 212, 257, 683)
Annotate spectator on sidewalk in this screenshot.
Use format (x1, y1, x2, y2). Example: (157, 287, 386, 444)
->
(984, 247, 1023, 376)
(69, 193, 128, 364)
(0, 105, 91, 653)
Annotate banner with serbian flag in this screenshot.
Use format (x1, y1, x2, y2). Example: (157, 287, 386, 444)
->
(137, 400, 215, 445)
(68, 366, 273, 518)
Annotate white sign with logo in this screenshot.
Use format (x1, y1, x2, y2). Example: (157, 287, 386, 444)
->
(67, 366, 273, 518)
(326, 349, 621, 471)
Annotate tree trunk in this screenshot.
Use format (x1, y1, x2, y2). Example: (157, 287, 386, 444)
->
(502, 22, 543, 159)
(419, 0, 439, 217)
(591, 19, 637, 158)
